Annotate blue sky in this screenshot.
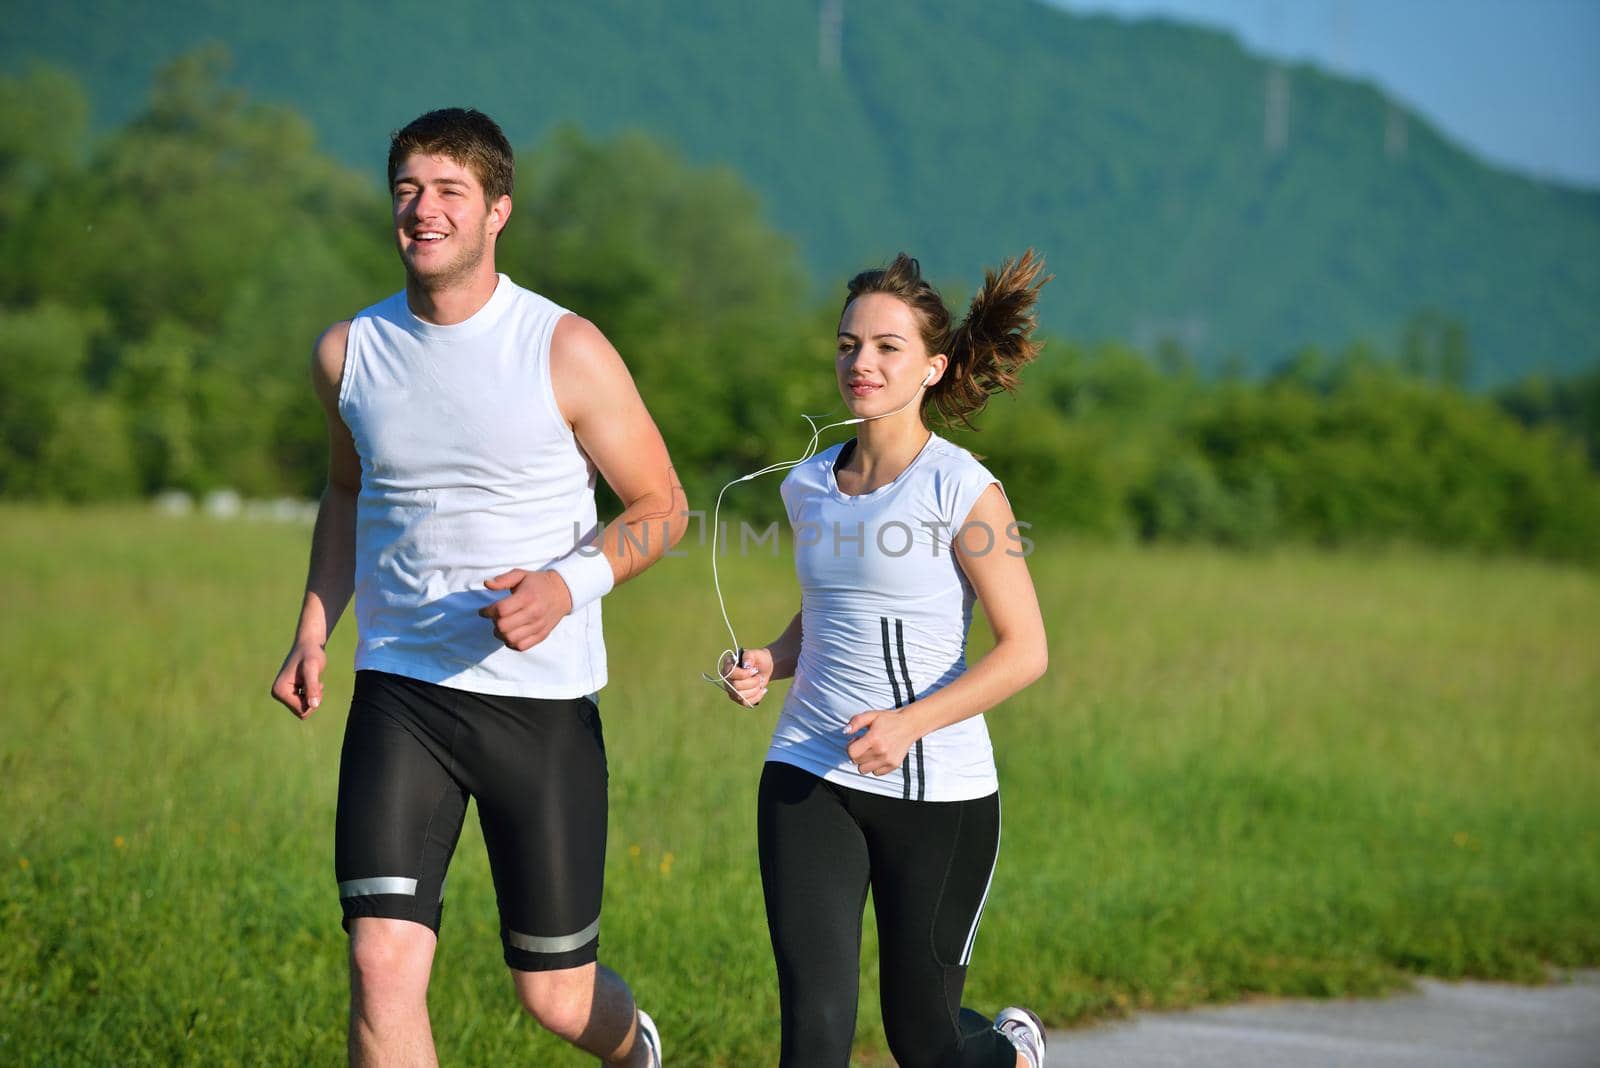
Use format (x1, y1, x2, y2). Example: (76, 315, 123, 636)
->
(1052, 0, 1600, 189)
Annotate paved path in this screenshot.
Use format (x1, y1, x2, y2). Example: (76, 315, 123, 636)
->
(1044, 971, 1600, 1067)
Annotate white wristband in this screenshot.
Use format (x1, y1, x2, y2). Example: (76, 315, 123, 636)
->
(546, 548, 615, 613)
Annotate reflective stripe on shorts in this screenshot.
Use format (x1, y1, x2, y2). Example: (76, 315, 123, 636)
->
(506, 916, 601, 955)
(338, 876, 418, 898)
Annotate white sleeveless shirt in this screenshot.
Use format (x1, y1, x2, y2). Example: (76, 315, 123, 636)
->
(767, 434, 1004, 801)
(338, 275, 607, 698)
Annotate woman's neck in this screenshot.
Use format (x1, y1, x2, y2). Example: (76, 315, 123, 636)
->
(838, 414, 932, 494)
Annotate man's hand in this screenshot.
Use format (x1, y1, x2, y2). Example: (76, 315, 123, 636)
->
(479, 569, 574, 651)
(271, 639, 328, 719)
(845, 709, 919, 777)
(719, 648, 774, 707)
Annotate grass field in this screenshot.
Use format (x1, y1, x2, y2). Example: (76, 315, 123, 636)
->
(3, 505, 1598, 1065)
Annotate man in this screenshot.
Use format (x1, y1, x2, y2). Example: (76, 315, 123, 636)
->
(270, 108, 683, 1067)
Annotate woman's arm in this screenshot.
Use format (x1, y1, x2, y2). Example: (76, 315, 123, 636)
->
(846, 485, 1048, 776)
(720, 609, 803, 707)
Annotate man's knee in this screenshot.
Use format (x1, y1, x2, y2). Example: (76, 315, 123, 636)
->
(513, 964, 598, 1040)
(348, 918, 436, 1004)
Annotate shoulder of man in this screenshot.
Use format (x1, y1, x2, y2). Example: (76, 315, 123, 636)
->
(311, 320, 353, 400)
(548, 312, 649, 433)
(548, 313, 618, 392)
(550, 311, 607, 357)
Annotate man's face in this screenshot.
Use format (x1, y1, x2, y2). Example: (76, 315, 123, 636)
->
(390, 153, 510, 288)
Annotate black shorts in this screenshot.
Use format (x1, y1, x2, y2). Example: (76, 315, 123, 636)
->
(334, 670, 608, 972)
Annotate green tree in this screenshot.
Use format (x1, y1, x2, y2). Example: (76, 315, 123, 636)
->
(1, 50, 391, 499)
(498, 125, 822, 512)
(1498, 365, 1600, 469)
(0, 303, 135, 499)
(0, 65, 89, 300)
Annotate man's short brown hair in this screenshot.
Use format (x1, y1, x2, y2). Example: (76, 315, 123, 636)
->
(387, 108, 514, 203)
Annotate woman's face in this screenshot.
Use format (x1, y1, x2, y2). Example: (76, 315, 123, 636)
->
(836, 293, 943, 419)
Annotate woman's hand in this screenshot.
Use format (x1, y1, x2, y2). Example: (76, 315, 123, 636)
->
(720, 647, 774, 707)
(844, 709, 920, 777)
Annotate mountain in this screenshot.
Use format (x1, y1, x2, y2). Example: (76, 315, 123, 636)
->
(4, 0, 1596, 381)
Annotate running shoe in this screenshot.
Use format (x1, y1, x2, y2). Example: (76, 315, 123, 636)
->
(994, 1005, 1046, 1068)
(637, 1008, 663, 1068)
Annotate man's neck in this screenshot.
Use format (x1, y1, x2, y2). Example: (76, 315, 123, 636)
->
(406, 266, 502, 326)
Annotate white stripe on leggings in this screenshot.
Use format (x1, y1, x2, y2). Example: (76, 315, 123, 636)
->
(960, 796, 1002, 965)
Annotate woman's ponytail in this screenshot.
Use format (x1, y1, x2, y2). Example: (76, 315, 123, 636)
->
(931, 249, 1050, 429)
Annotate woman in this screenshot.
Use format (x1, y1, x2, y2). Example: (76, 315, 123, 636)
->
(721, 251, 1051, 1067)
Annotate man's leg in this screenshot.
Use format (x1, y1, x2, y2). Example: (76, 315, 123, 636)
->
(511, 962, 654, 1066)
(348, 918, 440, 1068)
(335, 672, 470, 1067)
(454, 690, 660, 1061)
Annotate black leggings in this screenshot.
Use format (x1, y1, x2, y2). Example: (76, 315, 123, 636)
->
(757, 761, 1016, 1067)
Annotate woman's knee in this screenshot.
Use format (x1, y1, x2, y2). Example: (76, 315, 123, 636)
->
(884, 1019, 950, 1068)
(782, 986, 858, 1061)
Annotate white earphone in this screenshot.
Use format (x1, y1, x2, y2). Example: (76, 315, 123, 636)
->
(702, 363, 942, 700)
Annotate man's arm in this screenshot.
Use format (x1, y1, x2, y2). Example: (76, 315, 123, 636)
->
(269, 321, 361, 719)
(553, 314, 691, 585)
(478, 315, 690, 652)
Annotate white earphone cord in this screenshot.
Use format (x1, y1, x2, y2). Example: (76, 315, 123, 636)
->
(703, 371, 934, 703)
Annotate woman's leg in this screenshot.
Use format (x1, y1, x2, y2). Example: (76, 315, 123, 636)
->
(758, 762, 872, 1067)
(860, 790, 1019, 1068)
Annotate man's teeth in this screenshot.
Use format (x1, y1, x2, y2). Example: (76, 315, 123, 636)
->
(416, 233, 446, 241)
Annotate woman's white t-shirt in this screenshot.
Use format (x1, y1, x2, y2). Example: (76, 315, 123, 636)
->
(766, 433, 1008, 801)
